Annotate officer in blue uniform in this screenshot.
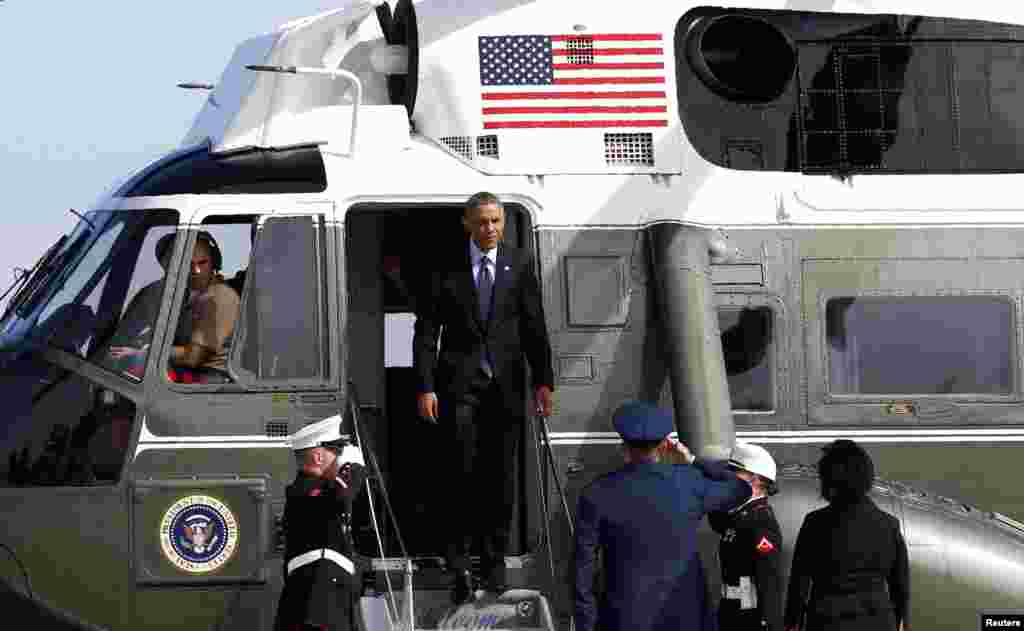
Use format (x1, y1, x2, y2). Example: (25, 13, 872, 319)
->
(275, 415, 367, 631)
(573, 400, 753, 631)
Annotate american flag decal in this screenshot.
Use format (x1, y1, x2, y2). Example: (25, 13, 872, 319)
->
(479, 33, 668, 129)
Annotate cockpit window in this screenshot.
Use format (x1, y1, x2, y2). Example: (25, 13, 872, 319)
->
(96, 224, 180, 380)
(9, 210, 180, 380)
(36, 220, 125, 349)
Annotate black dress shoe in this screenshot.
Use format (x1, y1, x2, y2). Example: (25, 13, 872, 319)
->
(451, 569, 474, 605)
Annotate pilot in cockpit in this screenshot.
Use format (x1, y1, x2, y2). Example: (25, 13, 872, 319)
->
(168, 231, 240, 383)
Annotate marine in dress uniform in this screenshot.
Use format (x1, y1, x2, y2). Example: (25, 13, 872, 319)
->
(274, 415, 367, 631)
(708, 442, 784, 631)
(573, 401, 753, 631)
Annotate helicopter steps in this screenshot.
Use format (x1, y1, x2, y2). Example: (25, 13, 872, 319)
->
(358, 556, 559, 630)
(359, 588, 556, 631)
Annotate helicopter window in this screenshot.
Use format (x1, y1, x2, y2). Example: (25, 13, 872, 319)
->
(22, 210, 180, 382)
(676, 8, 1024, 175)
(230, 215, 327, 382)
(719, 306, 774, 412)
(35, 220, 125, 336)
(163, 218, 253, 385)
(91, 225, 179, 380)
(826, 296, 1013, 395)
(120, 145, 327, 197)
(0, 367, 138, 487)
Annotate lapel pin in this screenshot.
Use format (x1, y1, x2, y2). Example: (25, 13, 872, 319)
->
(504, 265, 510, 271)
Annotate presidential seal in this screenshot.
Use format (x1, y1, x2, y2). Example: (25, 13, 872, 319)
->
(159, 495, 238, 573)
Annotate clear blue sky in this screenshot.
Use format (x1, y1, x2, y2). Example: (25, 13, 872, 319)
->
(0, 1, 339, 300)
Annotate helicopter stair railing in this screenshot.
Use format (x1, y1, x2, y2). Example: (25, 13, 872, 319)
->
(347, 380, 572, 630)
(346, 381, 414, 631)
(530, 412, 576, 631)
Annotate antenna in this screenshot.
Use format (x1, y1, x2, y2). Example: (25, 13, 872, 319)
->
(177, 82, 215, 90)
(67, 208, 96, 231)
(245, 65, 363, 157)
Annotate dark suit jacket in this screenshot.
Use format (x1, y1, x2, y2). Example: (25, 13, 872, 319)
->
(783, 497, 910, 631)
(574, 458, 753, 631)
(413, 240, 554, 412)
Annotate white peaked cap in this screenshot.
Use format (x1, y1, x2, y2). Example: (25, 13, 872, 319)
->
(728, 442, 777, 483)
(291, 414, 346, 450)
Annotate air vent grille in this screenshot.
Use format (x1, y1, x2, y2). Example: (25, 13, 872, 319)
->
(441, 135, 501, 162)
(265, 422, 289, 437)
(564, 36, 595, 65)
(477, 134, 500, 158)
(440, 136, 475, 162)
(605, 132, 654, 166)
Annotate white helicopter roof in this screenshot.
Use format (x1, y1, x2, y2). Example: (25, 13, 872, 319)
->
(170, 0, 1024, 227)
(182, 1, 393, 154)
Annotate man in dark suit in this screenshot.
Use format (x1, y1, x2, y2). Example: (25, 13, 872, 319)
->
(574, 400, 752, 631)
(413, 192, 555, 603)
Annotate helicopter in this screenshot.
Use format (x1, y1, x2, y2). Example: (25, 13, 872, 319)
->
(4, 0, 1024, 629)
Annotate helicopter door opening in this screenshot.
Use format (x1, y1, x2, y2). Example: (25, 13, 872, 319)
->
(345, 203, 541, 562)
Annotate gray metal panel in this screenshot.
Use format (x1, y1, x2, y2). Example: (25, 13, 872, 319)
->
(538, 229, 666, 435)
(556, 354, 596, 383)
(564, 256, 628, 327)
(711, 263, 764, 285)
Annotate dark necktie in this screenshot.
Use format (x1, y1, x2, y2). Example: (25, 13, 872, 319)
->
(478, 257, 493, 324)
(478, 257, 494, 376)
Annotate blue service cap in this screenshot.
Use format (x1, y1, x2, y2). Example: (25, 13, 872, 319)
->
(613, 400, 674, 442)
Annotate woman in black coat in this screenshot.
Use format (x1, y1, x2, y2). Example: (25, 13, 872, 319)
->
(783, 440, 909, 631)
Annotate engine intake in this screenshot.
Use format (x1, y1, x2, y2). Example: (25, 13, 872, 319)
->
(686, 14, 796, 103)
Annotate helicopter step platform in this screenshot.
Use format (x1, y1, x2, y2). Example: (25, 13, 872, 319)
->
(359, 588, 556, 631)
(358, 555, 559, 630)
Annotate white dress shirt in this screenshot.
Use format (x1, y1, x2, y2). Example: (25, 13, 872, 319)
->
(469, 239, 497, 286)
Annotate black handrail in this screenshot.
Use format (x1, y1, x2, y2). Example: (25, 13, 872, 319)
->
(346, 381, 409, 561)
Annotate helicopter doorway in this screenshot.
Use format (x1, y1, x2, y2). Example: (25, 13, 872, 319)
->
(344, 203, 542, 563)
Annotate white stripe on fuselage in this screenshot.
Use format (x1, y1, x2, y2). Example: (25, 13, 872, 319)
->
(546, 430, 1024, 444)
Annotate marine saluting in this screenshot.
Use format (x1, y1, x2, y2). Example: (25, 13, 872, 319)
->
(274, 415, 367, 631)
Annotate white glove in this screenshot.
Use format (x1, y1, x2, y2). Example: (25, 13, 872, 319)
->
(337, 444, 365, 467)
